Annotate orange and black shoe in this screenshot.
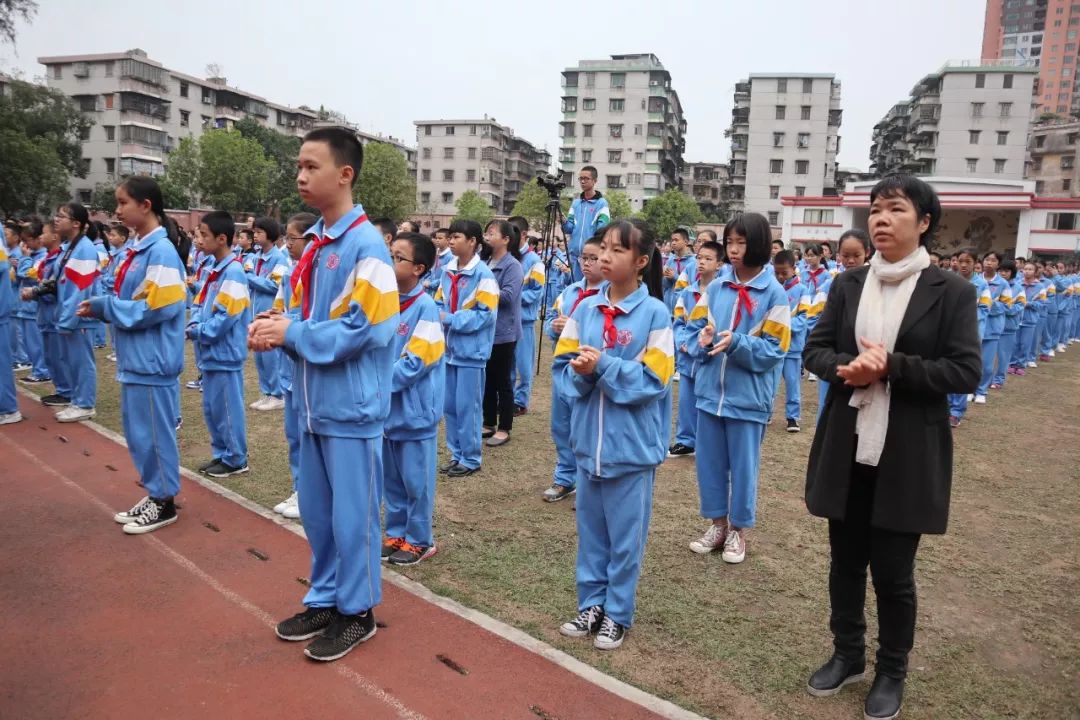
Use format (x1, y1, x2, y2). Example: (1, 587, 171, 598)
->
(381, 536, 405, 562)
(388, 541, 438, 566)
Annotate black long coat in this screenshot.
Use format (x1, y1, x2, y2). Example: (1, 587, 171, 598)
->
(803, 264, 982, 535)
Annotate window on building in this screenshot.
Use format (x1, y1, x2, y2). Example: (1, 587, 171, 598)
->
(795, 186, 806, 196)
(443, 169, 454, 181)
(442, 192, 454, 203)
(1062, 156, 1075, 169)
(609, 98, 625, 112)
(559, 148, 575, 163)
(422, 147, 432, 159)
(976, 73, 986, 88)
(105, 158, 115, 175)
(1047, 212, 1078, 229)
(562, 97, 577, 113)
(995, 159, 1006, 173)
(420, 192, 430, 204)
(561, 122, 575, 138)
(103, 94, 114, 110)
(1036, 180, 1046, 193)
(797, 132, 810, 148)
(584, 72, 595, 87)
(78, 125, 90, 141)
(769, 185, 780, 199)
(51, 65, 62, 79)
(999, 102, 1013, 117)
(606, 174, 622, 188)
(200, 114, 210, 127)
(104, 125, 115, 141)
(608, 150, 622, 163)
(970, 130, 982, 144)
(609, 124, 623, 138)
(80, 158, 91, 174)
(1069, 133, 1078, 144)
(770, 159, 784, 173)
(971, 102, 985, 117)
(582, 149, 592, 161)
(610, 72, 625, 88)
(804, 209, 835, 223)
(775, 105, 786, 120)
(445, 125, 455, 135)
(466, 147, 476, 160)
(179, 110, 189, 128)
(635, 152, 644, 159)
(997, 131, 1009, 145)
(202, 87, 212, 104)
(1064, 179, 1073, 191)
(967, 158, 978, 172)
(1004, 73, 1014, 88)
(634, 124, 643, 135)
(1036, 134, 1046, 148)
(801, 105, 811, 120)
(421, 169, 431, 181)
(795, 160, 809, 174)
(443, 147, 454, 159)
(424, 125, 432, 136)
(802, 78, 813, 93)
(583, 98, 596, 111)
(773, 132, 785, 147)
(777, 78, 787, 92)
(466, 169, 476, 182)
(626, 173, 642, 185)
(582, 124, 593, 138)
(768, 211, 780, 226)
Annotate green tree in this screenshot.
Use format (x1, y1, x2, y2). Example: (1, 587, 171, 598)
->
(1, 0, 37, 45)
(606, 189, 634, 220)
(454, 190, 494, 227)
(0, 79, 91, 214)
(509, 179, 553, 230)
(89, 182, 117, 213)
(197, 129, 273, 213)
(355, 141, 416, 221)
(639, 188, 704, 241)
(159, 135, 200, 209)
(234, 117, 302, 217)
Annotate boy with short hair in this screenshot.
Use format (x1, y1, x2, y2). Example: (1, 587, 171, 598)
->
(247, 217, 289, 411)
(381, 231, 445, 565)
(771, 250, 809, 433)
(14, 221, 49, 384)
(250, 127, 398, 662)
(511, 217, 544, 414)
(662, 227, 696, 315)
(0, 230, 19, 424)
(187, 211, 251, 478)
(372, 217, 397, 248)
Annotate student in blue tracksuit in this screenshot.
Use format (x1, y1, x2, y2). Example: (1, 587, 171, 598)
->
(183, 233, 214, 391)
(81, 176, 187, 534)
(422, 227, 452, 297)
(562, 166, 611, 283)
(187, 211, 252, 479)
(948, 249, 990, 426)
(0, 232, 19, 424)
(974, 251, 1008, 403)
(993, 260, 1021, 388)
(669, 239, 724, 456)
(512, 219, 545, 413)
(52, 203, 101, 423)
(250, 128, 398, 662)
(1021, 263, 1048, 370)
(247, 217, 289, 411)
(802, 243, 833, 385)
(662, 228, 697, 316)
(542, 230, 607, 503)
(684, 213, 791, 564)
(1012, 261, 1041, 373)
(6, 227, 28, 370)
(542, 242, 571, 310)
(1052, 261, 1071, 350)
(436, 219, 498, 476)
(91, 230, 110, 348)
(770, 250, 809, 434)
(102, 224, 130, 360)
(27, 225, 69, 404)
(14, 221, 49, 384)
(553, 218, 673, 651)
(271, 212, 317, 522)
(1038, 265, 1059, 360)
(381, 232, 446, 566)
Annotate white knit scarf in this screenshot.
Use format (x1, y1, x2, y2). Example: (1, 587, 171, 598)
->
(848, 246, 930, 466)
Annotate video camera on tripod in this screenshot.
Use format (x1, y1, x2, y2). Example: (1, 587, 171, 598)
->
(536, 173, 566, 201)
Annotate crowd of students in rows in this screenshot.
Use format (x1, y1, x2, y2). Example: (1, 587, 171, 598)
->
(2, 136, 1077, 681)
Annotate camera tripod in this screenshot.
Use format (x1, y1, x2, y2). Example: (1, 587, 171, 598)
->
(535, 191, 569, 375)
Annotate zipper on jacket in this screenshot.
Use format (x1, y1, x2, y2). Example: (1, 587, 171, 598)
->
(596, 391, 605, 477)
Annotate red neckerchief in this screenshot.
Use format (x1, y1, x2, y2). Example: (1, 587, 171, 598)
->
(598, 305, 625, 349)
(113, 248, 139, 296)
(399, 291, 422, 315)
(290, 213, 367, 320)
(255, 256, 264, 276)
(197, 257, 240, 305)
(783, 276, 800, 291)
(38, 248, 60, 279)
(446, 271, 468, 313)
(570, 287, 600, 315)
(729, 283, 757, 329)
(693, 291, 701, 305)
(674, 256, 685, 274)
(808, 266, 825, 291)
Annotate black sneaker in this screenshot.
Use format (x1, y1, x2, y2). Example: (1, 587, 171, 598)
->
(439, 460, 459, 474)
(275, 606, 338, 641)
(667, 443, 695, 457)
(22, 375, 51, 384)
(388, 542, 437, 566)
(42, 394, 71, 407)
(593, 616, 626, 650)
(559, 605, 604, 638)
(446, 464, 478, 478)
(122, 498, 177, 535)
(542, 484, 575, 503)
(304, 610, 377, 662)
(113, 496, 152, 524)
(806, 654, 866, 697)
(786, 418, 801, 433)
(381, 537, 404, 561)
(198, 458, 220, 473)
(206, 461, 250, 478)
(864, 674, 904, 720)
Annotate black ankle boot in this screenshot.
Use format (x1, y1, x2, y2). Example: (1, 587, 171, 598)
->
(806, 654, 866, 697)
(864, 673, 904, 720)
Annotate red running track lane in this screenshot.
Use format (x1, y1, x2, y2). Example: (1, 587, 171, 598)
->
(0, 395, 691, 720)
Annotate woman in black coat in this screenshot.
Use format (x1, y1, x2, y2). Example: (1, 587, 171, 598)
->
(802, 175, 981, 720)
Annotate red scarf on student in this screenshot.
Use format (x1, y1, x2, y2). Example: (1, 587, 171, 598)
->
(570, 287, 599, 315)
(729, 283, 756, 329)
(445, 271, 469, 313)
(289, 214, 367, 319)
(598, 305, 625, 349)
(399, 291, 422, 315)
(113, 248, 139, 296)
(196, 257, 239, 305)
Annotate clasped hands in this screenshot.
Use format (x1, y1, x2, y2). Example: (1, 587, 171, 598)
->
(248, 309, 290, 352)
(836, 337, 888, 387)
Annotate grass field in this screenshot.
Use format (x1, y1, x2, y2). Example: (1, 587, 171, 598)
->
(22, 335, 1080, 720)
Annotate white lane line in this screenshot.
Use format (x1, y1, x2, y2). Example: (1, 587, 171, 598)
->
(0, 432, 428, 720)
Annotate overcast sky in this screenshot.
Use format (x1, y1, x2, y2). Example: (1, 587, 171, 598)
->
(1, 0, 985, 170)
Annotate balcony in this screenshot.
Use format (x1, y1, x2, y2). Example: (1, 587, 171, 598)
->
(120, 143, 164, 161)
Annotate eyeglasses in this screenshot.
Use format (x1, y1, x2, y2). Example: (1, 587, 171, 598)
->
(54, 213, 70, 220)
(578, 176, 593, 182)
(580, 255, 600, 265)
(285, 235, 306, 242)
(392, 254, 417, 265)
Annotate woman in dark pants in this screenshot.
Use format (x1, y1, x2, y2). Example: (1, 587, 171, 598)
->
(803, 175, 981, 720)
(482, 220, 523, 446)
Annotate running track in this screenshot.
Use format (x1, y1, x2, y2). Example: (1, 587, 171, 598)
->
(0, 393, 708, 720)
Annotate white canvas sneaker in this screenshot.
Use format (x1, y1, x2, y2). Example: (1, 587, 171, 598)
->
(0, 411, 23, 426)
(55, 406, 95, 423)
(722, 528, 747, 564)
(689, 523, 728, 554)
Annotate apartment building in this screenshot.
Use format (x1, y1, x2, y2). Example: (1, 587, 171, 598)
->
(414, 117, 549, 215)
(1027, 119, 1080, 194)
(558, 54, 686, 210)
(38, 49, 323, 204)
(728, 73, 842, 230)
(869, 60, 1037, 179)
(680, 161, 730, 218)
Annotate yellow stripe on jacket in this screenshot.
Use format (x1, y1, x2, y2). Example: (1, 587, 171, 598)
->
(637, 326, 675, 385)
(405, 318, 446, 366)
(216, 278, 250, 316)
(329, 256, 398, 323)
(134, 264, 186, 310)
(554, 315, 581, 357)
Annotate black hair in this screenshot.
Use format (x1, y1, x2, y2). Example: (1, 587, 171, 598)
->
(581, 165, 598, 180)
(671, 227, 691, 243)
(484, 219, 522, 261)
(448, 219, 485, 256)
(433, 227, 449, 239)
(201, 210, 236, 243)
(120, 176, 180, 249)
(395, 231, 436, 276)
(773, 250, 797, 267)
(60, 202, 91, 239)
(803, 242, 823, 258)
(399, 220, 420, 233)
(722, 212, 772, 269)
(928, 251, 941, 261)
(20, 216, 44, 238)
(110, 223, 130, 239)
(302, 126, 364, 186)
(982, 250, 1002, 263)
(699, 229, 718, 243)
(253, 216, 281, 243)
(869, 173, 941, 247)
(603, 218, 663, 300)
(956, 247, 978, 261)
(372, 217, 396, 242)
(507, 215, 529, 233)
(999, 259, 1017, 278)
(771, 239, 785, 249)
(286, 212, 318, 234)
(698, 240, 724, 261)
(838, 228, 871, 256)
(238, 228, 254, 241)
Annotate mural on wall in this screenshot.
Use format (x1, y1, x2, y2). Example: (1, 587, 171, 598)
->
(933, 210, 1019, 256)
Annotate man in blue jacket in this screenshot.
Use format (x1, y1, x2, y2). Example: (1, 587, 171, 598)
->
(562, 166, 610, 283)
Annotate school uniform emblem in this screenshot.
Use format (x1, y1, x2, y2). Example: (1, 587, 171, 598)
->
(326, 253, 340, 270)
(616, 329, 633, 346)
(397, 321, 410, 336)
